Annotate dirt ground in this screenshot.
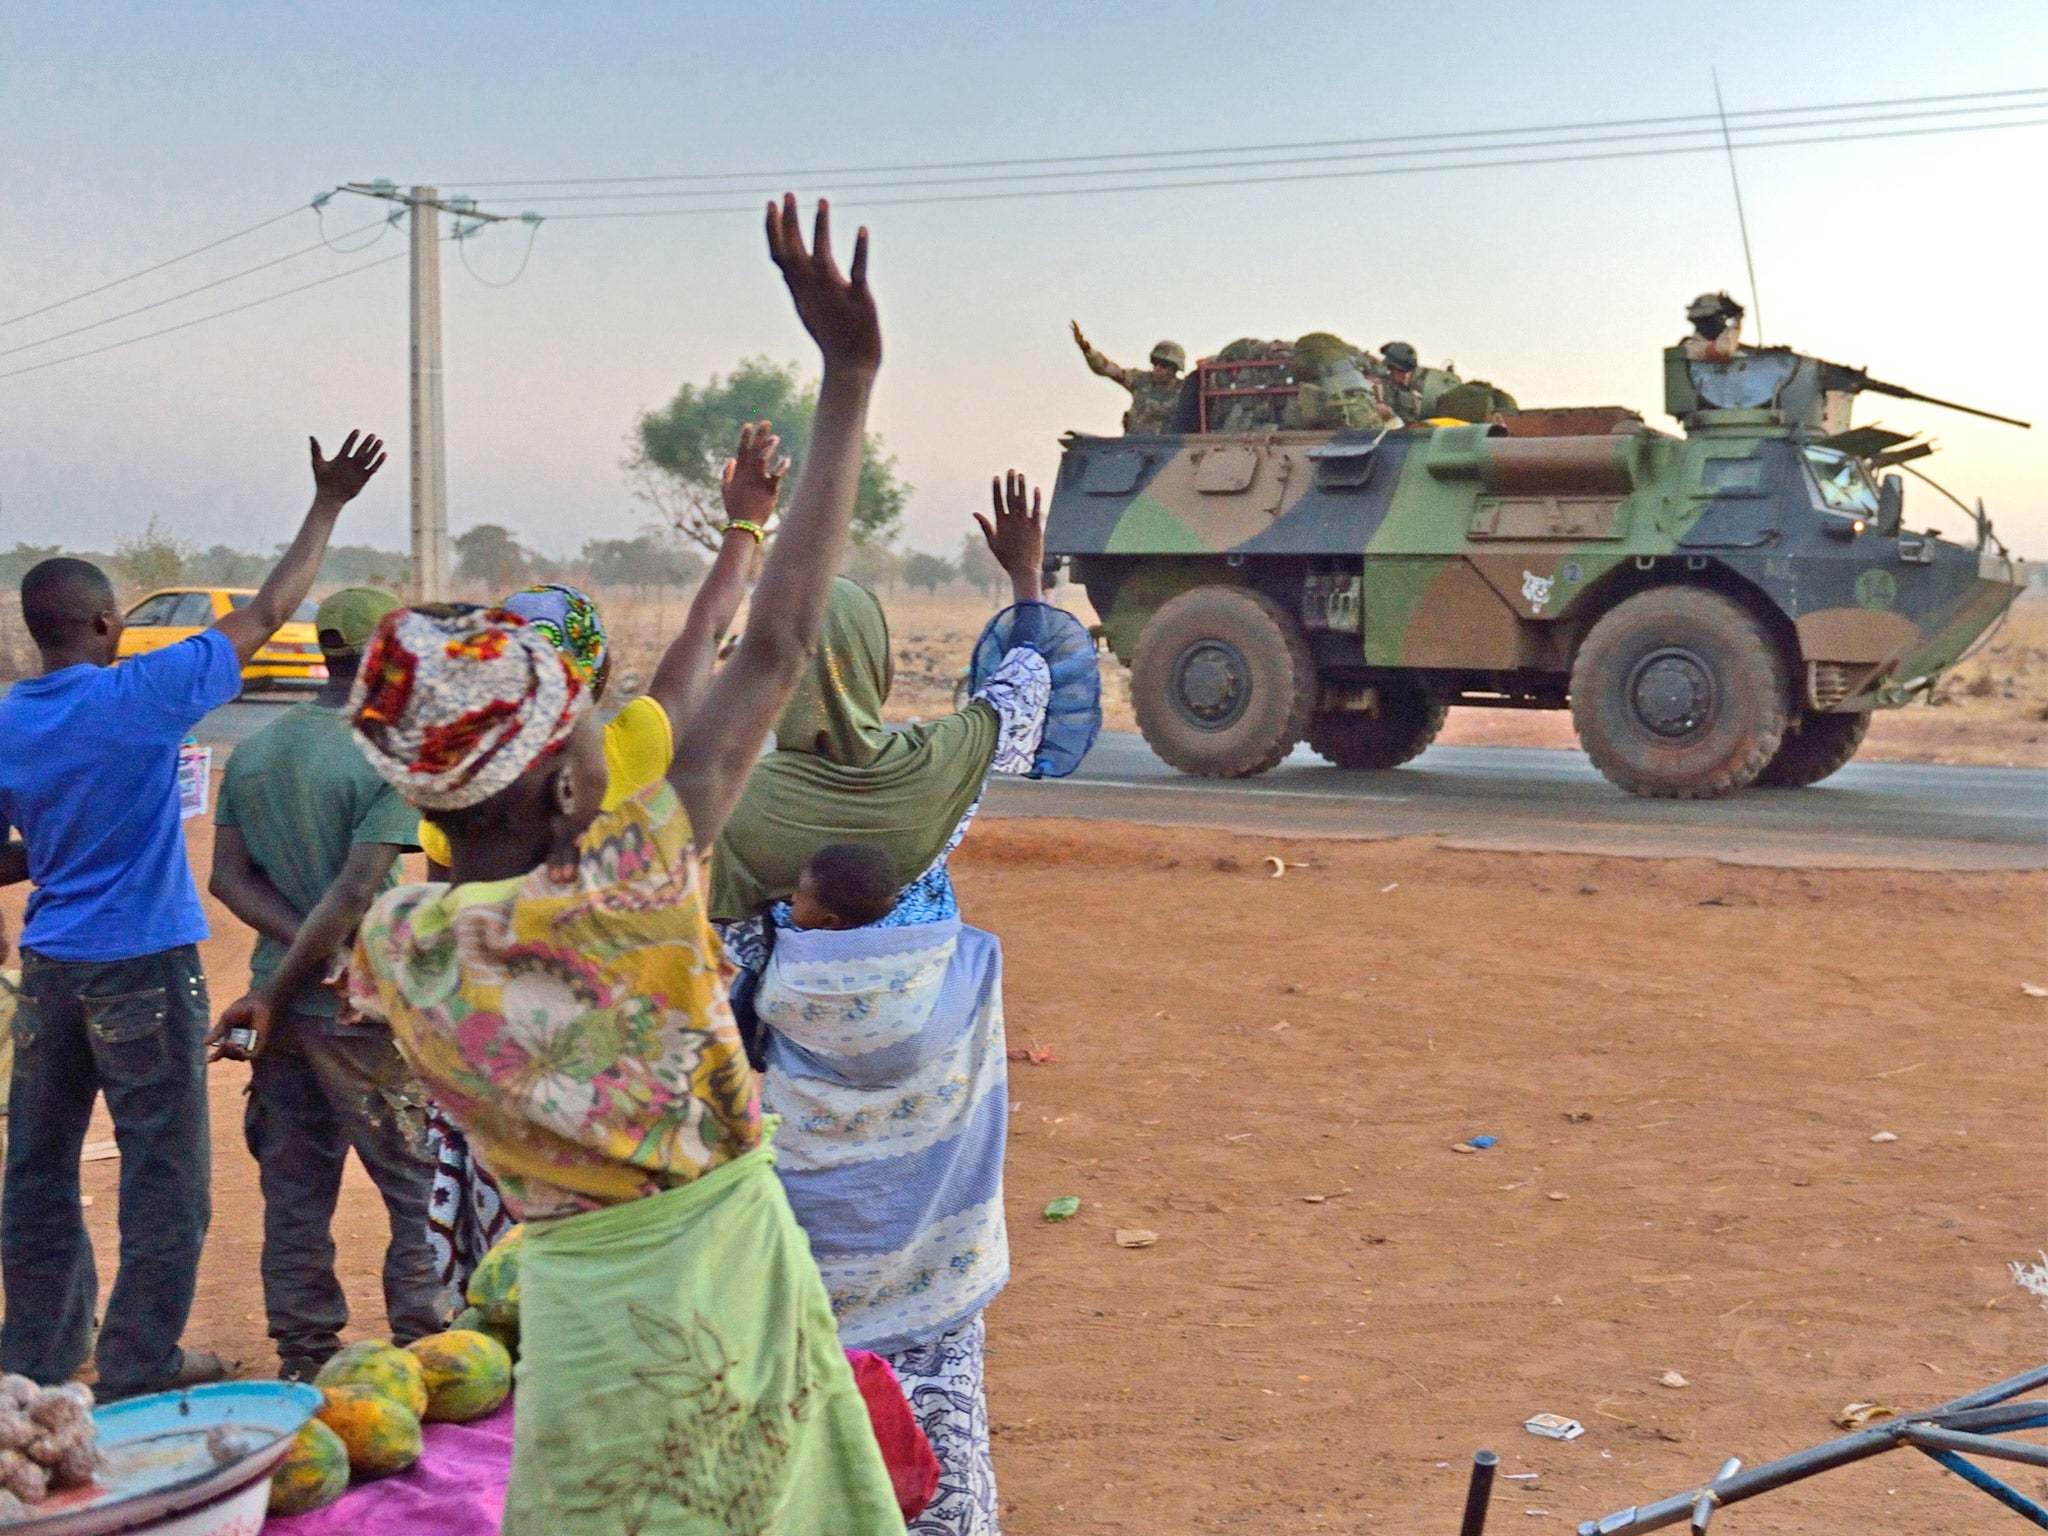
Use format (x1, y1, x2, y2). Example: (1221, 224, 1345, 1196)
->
(4, 809, 2043, 1534)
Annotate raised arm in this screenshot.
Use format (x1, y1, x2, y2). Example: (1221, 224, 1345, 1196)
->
(978, 470, 1048, 607)
(644, 422, 787, 735)
(669, 196, 879, 847)
(1071, 320, 1130, 387)
(208, 826, 303, 946)
(208, 841, 402, 1061)
(212, 432, 385, 664)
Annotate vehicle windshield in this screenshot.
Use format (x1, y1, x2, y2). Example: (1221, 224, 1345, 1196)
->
(226, 593, 318, 621)
(1803, 447, 1881, 518)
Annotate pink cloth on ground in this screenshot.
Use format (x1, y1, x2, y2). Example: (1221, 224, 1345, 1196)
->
(265, 1399, 515, 1536)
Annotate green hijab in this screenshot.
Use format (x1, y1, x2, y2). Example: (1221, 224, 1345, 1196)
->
(709, 578, 999, 920)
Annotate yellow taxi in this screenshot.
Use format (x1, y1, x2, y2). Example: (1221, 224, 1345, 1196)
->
(115, 587, 328, 688)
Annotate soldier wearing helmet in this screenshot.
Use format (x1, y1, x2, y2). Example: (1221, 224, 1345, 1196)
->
(1378, 340, 1424, 421)
(1071, 321, 1186, 434)
(1683, 291, 1746, 362)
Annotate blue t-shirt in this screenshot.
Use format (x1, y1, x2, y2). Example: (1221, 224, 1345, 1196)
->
(0, 630, 242, 961)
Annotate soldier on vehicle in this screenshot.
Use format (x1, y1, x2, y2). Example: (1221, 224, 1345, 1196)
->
(1071, 321, 1185, 433)
(1378, 341, 1425, 421)
(1682, 291, 1746, 362)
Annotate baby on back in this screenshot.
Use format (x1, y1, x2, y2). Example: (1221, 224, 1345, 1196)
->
(787, 842, 900, 933)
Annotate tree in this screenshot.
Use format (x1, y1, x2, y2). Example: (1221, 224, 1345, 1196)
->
(901, 551, 957, 594)
(454, 524, 532, 593)
(629, 356, 910, 552)
(580, 533, 706, 590)
(841, 539, 902, 593)
(0, 543, 64, 588)
(958, 530, 1006, 599)
(115, 515, 193, 593)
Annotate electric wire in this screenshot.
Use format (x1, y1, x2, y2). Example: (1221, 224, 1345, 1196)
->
(445, 84, 2048, 189)
(0, 249, 407, 382)
(456, 221, 542, 288)
(0, 205, 309, 331)
(539, 112, 2048, 220)
(316, 200, 399, 253)
(499, 98, 2048, 206)
(0, 218, 390, 361)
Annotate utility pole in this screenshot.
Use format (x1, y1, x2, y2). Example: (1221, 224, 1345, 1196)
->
(408, 187, 450, 602)
(332, 182, 540, 601)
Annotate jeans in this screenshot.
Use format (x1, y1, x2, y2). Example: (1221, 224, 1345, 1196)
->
(244, 1013, 442, 1366)
(2, 945, 211, 1395)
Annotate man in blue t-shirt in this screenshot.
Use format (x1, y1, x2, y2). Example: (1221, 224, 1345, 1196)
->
(0, 431, 386, 1398)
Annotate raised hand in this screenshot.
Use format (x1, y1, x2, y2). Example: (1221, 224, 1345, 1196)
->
(979, 470, 1048, 601)
(310, 431, 387, 507)
(720, 420, 790, 530)
(765, 195, 879, 374)
(1070, 319, 1090, 352)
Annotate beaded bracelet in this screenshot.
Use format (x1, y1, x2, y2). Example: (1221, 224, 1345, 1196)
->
(723, 520, 767, 544)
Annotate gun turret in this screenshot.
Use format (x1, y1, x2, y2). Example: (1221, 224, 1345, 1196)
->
(1665, 346, 2033, 433)
(1813, 361, 2031, 430)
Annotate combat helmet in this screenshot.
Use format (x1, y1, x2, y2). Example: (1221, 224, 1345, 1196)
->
(1685, 291, 1744, 337)
(1380, 341, 1419, 374)
(1149, 340, 1186, 372)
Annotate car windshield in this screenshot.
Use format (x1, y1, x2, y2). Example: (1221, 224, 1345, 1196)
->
(226, 594, 318, 621)
(1804, 447, 1881, 518)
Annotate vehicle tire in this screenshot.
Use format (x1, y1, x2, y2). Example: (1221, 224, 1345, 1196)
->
(1569, 587, 1790, 798)
(1306, 679, 1447, 770)
(1130, 586, 1314, 777)
(1755, 710, 1870, 788)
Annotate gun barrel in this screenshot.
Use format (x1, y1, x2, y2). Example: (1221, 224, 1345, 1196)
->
(1834, 370, 2031, 430)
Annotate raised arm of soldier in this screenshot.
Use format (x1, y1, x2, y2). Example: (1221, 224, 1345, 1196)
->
(1071, 319, 1137, 389)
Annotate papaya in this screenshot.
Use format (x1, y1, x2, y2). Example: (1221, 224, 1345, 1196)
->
(268, 1417, 351, 1515)
(408, 1329, 513, 1423)
(316, 1384, 423, 1479)
(314, 1340, 428, 1419)
(465, 1226, 525, 1329)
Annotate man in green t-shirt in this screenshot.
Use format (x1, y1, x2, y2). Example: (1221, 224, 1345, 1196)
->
(207, 587, 438, 1380)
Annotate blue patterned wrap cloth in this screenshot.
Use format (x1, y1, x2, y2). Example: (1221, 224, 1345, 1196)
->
(966, 602, 1101, 778)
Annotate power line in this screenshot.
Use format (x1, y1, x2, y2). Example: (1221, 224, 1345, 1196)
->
(445, 84, 2047, 189)
(542, 112, 2048, 220)
(0, 204, 309, 331)
(0, 218, 390, 360)
(503, 98, 2048, 206)
(0, 249, 407, 382)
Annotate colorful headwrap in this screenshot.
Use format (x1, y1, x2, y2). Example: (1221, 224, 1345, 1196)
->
(348, 604, 589, 812)
(501, 583, 609, 689)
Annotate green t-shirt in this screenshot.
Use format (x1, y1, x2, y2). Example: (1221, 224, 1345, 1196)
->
(216, 702, 419, 1017)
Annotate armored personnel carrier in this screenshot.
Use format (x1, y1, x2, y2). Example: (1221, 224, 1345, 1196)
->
(1044, 344, 2028, 797)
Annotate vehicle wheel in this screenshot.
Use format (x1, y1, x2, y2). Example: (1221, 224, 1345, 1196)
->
(1755, 710, 1870, 787)
(1130, 586, 1314, 777)
(1307, 679, 1446, 770)
(1569, 587, 1789, 798)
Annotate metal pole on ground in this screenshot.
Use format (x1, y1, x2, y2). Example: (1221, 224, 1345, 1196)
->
(1460, 1449, 1498, 1536)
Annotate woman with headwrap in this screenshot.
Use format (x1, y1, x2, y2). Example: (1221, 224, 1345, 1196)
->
(712, 472, 1101, 1536)
(219, 197, 907, 1535)
(415, 425, 788, 1299)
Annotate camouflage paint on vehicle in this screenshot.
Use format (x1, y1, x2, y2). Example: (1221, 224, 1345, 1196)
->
(1051, 411, 2024, 717)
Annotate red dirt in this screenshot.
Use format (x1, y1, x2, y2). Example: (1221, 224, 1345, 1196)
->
(5, 812, 2043, 1534)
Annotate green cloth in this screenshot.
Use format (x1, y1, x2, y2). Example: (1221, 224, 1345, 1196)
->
(313, 585, 401, 653)
(216, 702, 419, 1016)
(509, 1141, 906, 1536)
(709, 578, 998, 921)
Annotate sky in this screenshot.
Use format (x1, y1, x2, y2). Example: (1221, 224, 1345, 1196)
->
(0, 0, 2043, 567)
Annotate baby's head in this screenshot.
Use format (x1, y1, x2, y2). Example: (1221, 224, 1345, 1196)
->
(789, 843, 899, 932)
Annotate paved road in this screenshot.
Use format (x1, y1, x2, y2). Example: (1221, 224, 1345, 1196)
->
(983, 732, 2048, 871)
(199, 702, 2047, 870)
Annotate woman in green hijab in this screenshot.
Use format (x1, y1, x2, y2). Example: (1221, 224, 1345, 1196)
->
(711, 472, 1097, 931)
(712, 474, 1099, 1536)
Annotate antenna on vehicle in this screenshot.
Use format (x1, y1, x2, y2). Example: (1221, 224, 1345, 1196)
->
(1712, 69, 1764, 345)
